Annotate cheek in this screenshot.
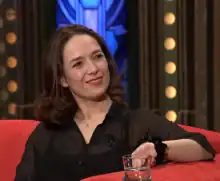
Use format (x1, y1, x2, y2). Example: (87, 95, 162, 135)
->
(65, 69, 85, 83)
(98, 61, 109, 74)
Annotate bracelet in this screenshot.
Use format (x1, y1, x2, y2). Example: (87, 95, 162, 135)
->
(151, 137, 168, 164)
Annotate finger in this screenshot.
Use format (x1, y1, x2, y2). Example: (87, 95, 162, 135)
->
(132, 158, 142, 168)
(133, 157, 147, 168)
(132, 143, 156, 158)
(146, 156, 156, 167)
(151, 148, 157, 158)
(131, 142, 157, 168)
(132, 144, 145, 156)
(132, 151, 149, 160)
(132, 145, 150, 158)
(146, 156, 153, 167)
(148, 148, 157, 166)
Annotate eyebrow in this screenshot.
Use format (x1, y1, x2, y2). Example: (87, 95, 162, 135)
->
(91, 49, 102, 55)
(69, 57, 82, 64)
(69, 49, 102, 64)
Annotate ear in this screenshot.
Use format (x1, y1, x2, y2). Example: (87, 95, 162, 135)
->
(60, 76, 69, 88)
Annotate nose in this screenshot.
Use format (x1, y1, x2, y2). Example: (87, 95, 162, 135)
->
(87, 60, 98, 74)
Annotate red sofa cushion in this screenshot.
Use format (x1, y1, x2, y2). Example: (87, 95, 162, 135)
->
(0, 120, 39, 181)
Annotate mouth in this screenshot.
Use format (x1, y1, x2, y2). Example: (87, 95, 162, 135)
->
(86, 76, 103, 85)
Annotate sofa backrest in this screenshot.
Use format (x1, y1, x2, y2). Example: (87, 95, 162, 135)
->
(0, 120, 39, 181)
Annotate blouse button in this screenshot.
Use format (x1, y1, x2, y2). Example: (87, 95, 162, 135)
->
(108, 139, 115, 147)
(78, 160, 83, 165)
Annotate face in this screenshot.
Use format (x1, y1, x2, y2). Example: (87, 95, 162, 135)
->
(61, 34, 110, 101)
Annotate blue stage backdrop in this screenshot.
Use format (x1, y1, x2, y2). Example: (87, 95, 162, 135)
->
(56, 0, 128, 100)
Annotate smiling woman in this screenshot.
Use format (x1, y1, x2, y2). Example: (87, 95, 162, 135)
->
(14, 24, 215, 181)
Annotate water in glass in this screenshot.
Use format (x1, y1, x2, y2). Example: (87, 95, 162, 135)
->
(122, 154, 152, 181)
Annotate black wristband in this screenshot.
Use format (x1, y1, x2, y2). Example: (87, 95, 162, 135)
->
(151, 137, 168, 164)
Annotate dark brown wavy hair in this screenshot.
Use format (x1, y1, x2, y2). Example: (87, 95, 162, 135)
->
(35, 24, 126, 124)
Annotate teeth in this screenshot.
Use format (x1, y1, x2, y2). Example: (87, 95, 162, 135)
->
(89, 78, 101, 83)
(90, 79, 100, 83)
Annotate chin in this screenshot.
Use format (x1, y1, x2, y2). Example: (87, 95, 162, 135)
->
(74, 85, 109, 102)
(89, 92, 107, 101)
(86, 89, 108, 101)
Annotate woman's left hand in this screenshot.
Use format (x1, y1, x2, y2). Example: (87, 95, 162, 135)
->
(131, 142, 157, 168)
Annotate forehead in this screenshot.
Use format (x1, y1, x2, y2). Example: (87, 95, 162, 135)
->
(63, 34, 101, 58)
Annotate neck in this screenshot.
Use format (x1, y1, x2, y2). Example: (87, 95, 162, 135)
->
(74, 95, 112, 121)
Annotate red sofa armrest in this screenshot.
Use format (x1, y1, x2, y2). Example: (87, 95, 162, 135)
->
(0, 120, 39, 181)
(179, 124, 220, 153)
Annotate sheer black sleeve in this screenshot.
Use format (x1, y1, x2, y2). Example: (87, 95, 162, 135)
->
(14, 132, 36, 181)
(128, 109, 216, 157)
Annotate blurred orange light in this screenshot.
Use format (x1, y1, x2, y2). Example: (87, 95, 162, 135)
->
(165, 110, 177, 122)
(165, 86, 177, 99)
(6, 32, 17, 44)
(7, 80, 18, 93)
(8, 103, 16, 115)
(7, 56, 17, 68)
(164, 12, 176, 25)
(165, 61, 176, 74)
(164, 37, 176, 50)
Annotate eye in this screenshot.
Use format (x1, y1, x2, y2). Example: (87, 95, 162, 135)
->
(94, 53, 104, 60)
(72, 61, 82, 68)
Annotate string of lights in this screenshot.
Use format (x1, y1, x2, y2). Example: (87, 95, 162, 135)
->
(163, 0, 178, 122)
(0, 1, 20, 118)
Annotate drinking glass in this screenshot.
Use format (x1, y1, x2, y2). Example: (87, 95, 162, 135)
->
(122, 154, 152, 181)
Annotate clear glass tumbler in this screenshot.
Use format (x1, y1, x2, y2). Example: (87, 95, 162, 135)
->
(122, 154, 152, 181)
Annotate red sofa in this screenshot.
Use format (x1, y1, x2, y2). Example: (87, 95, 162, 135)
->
(0, 120, 219, 181)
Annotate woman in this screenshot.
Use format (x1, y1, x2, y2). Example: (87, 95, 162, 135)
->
(15, 24, 215, 181)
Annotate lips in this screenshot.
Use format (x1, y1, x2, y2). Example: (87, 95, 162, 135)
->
(86, 76, 103, 85)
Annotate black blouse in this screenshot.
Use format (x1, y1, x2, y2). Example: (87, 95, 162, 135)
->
(14, 102, 215, 181)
